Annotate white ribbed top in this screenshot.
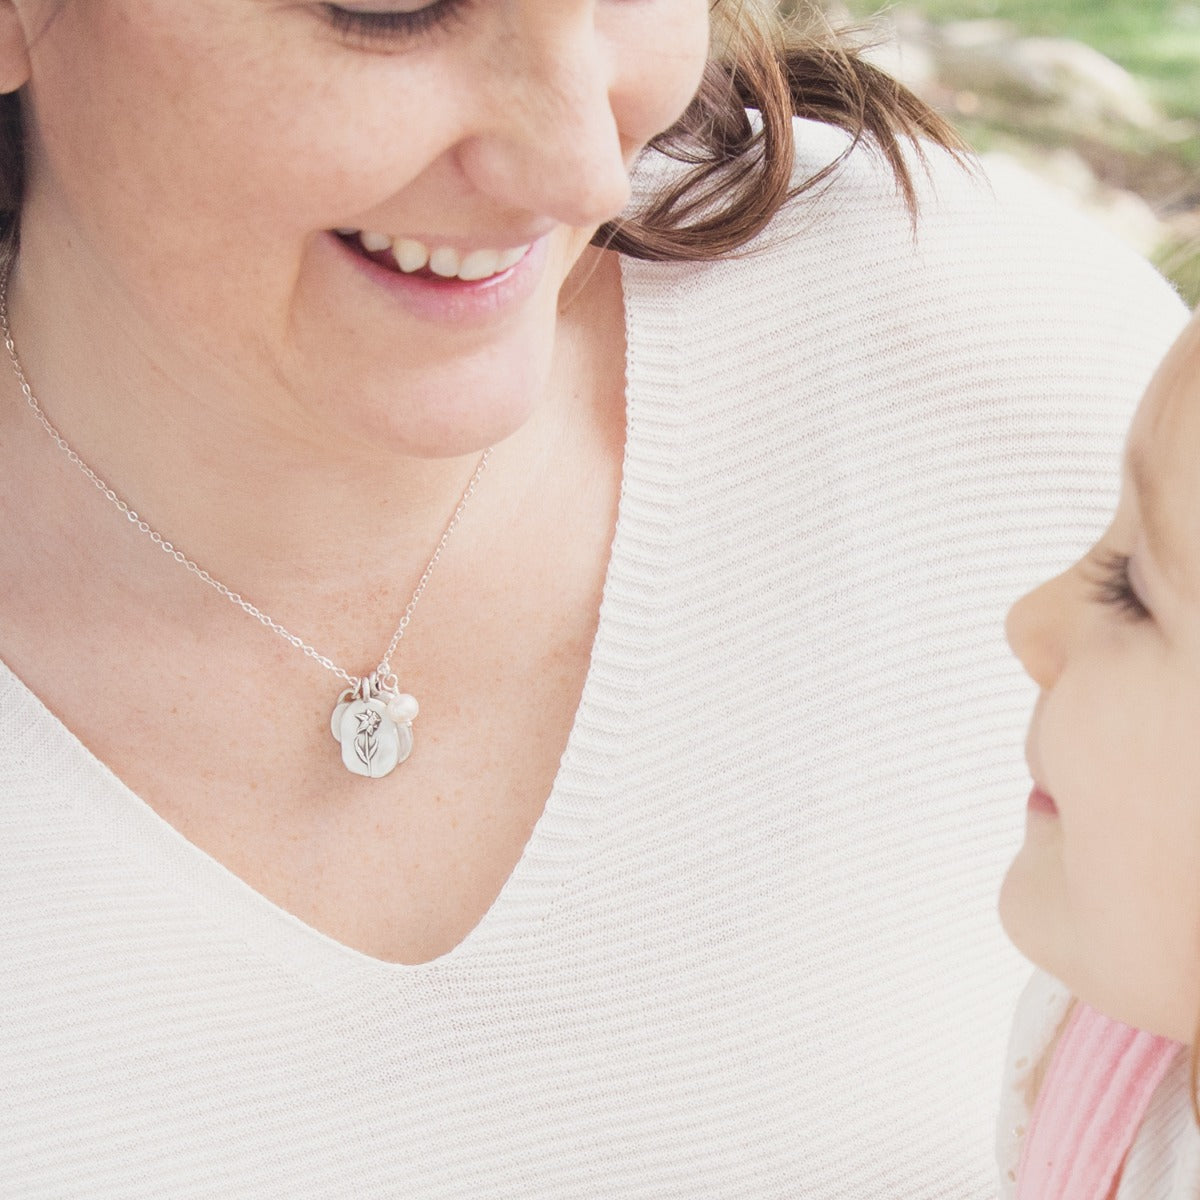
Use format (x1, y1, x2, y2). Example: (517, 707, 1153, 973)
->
(0, 121, 1187, 1198)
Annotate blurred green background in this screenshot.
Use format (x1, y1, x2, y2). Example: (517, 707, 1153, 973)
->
(793, 1, 1200, 301)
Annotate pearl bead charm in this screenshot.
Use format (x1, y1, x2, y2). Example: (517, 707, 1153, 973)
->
(387, 694, 419, 724)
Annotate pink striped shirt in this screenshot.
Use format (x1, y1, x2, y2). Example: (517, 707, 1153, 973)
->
(1017, 1001, 1182, 1199)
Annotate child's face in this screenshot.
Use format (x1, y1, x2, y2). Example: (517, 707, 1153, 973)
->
(1001, 309, 1200, 1044)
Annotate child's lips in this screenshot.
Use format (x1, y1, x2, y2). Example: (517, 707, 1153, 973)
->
(1028, 786, 1059, 817)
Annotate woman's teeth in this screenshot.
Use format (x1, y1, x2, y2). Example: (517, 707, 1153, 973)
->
(344, 230, 529, 281)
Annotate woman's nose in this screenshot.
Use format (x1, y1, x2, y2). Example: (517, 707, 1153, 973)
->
(1005, 571, 1072, 690)
(456, 12, 633, 229)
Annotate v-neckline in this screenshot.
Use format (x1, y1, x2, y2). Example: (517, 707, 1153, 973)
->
(0, 249, 693, 985)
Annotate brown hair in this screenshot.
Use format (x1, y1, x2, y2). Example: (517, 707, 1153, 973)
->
(0, 91, 20, 223)
(1192, 1024, 1200, 1127)
(599, 0, 969, 261)
(0, 0, 966, 261)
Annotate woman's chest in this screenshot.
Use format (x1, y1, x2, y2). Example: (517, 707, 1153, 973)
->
(0, 505, 608, 964)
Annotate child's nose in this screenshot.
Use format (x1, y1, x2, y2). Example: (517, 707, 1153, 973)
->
(1005, 573, 1070, 690)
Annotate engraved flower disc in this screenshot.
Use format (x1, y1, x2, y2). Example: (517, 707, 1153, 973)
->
(330, 693, 416, 778)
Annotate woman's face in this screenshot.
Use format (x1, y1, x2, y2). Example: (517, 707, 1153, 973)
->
(6, 0, 710, 455)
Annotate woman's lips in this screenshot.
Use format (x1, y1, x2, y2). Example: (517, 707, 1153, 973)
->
(1027, 786, 1059, 817)
(329, 229, 548, 325)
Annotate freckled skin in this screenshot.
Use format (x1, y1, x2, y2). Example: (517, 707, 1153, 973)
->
(3, 0, 711, 460)
(0, 0, 714, 964)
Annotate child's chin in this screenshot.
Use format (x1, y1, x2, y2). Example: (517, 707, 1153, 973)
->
(1001, 860, 1198, 1045)
(997, 846, 1068, 976)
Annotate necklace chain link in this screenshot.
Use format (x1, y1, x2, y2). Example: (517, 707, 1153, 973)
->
(0, 261, 490, 693)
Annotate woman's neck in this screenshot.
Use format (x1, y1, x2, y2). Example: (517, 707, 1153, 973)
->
(0, 234, 621, 619)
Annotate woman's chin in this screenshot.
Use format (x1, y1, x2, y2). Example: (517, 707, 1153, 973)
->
(356, 389, 541, 460)
(293, 345, 555, 461)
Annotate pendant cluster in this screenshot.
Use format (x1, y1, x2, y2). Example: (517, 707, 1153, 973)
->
(330, 676, 419, 779)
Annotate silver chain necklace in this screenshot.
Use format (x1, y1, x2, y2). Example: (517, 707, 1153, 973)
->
(0, 262, 490, 779)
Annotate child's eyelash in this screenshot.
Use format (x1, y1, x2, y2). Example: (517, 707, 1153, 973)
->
(1091, 552, 1151, 621)
(321, 1, 470, 42)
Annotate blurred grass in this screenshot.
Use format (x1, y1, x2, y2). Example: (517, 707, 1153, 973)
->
(833, 0, 1200, 303)
(1157, 236, 1200, 304)
(839, 1, 1200, 120)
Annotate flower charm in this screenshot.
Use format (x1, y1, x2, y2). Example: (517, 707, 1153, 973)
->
(353, 703, 384, 772)
(330, 689, 418, 778)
